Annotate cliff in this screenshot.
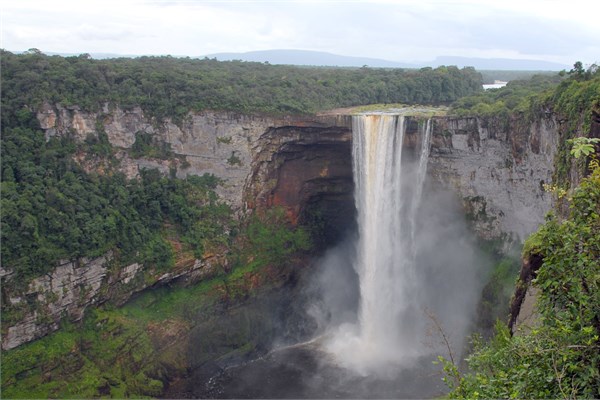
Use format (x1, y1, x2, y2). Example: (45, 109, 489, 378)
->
(508, 104, 600, 334)
(1, 105, 352, 350)
(429, 115, 557, 244)
(1, 104, 557, 350)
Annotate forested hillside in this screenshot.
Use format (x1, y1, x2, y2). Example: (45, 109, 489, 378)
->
(450, 73, 564, 117)
(0, 118, 231, 280)
(1, 49, 482, 123)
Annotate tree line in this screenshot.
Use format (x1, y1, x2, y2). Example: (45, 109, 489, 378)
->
(1, 49, 483, 125)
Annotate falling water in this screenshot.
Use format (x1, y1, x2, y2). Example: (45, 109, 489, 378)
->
(327, 114, 433, 370)
(193, 113, 482, 398)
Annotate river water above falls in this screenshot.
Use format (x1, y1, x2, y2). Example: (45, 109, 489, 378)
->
(171, 112, 486, 398)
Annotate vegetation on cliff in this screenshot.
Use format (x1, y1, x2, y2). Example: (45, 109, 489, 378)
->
(550, 64, 600, 188)
(1, 206, 311, 398)
(0, 249, 306, 398)
(1, 49, 482, 123)
(442, 67, 600, 399)
(451, 61, 599, 189)
(0, 110, 231, 281)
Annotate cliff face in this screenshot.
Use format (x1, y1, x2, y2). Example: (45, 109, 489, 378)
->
(429, 115, 557, 244)
(508, 106, 600, 334)
(35, 103, 557, 242)
(2, 105, 354, 350)
(245, 121, 354, 245)
(1, 105, 558, 350)
(1, 248, 224, 350)
(37, 103, 277, 208)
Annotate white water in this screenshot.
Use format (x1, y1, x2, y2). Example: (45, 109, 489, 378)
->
(326, 114, 433, 371)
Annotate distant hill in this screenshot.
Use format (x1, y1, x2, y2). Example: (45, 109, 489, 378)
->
(204, 49, 569, 71)
(204, 49, 418, 68)
(11, 48, 569, 71)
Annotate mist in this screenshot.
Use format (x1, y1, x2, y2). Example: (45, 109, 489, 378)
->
(197, 115, 492, 398)
(306, 181, 488, 370)
(305, 115, 489, 381)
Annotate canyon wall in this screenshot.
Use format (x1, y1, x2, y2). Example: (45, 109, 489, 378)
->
(429, 115, 557, 244)
(1, 105, 352, 350)
(1, 105, 557, 349)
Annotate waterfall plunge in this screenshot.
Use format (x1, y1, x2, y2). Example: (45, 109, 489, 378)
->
(326, 114, 433, 371)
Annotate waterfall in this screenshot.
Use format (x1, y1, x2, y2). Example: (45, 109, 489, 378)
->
(327, 114, 433, 370)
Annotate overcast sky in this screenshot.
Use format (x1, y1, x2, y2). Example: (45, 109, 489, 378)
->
(2, 0, 598, 65)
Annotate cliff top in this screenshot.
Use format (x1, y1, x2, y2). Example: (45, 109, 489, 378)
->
(317, 104, 449, 117)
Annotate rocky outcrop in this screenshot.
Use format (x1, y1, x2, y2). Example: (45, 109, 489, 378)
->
(38, 103, 277, 208)
(508, 253, 543, 334)
(36, 103, 350, 212)
(244, 121, 355, 245)
(508, 106, 600, 334)
(2, 254, 110, 350)
(1, 250, 224, 350)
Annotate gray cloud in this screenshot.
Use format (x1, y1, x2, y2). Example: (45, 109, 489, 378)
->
(76, 25, 135, 42)
(2, 0, 598, 64)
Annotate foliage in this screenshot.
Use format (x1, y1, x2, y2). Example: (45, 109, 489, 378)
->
(443, 136, 600, 398)
(568, 137, 600, 159)
(0, 112, 231, 281)
(443, 320, 599, 399)
(84, 123, 114, 158)
(234, 207, 311, 268)
(479, 70, 557, 84)
(130, 131, 174, 159)
(1, 310, 163, 398)
(227, 151, 242, 166)
(546, 63, 600, 187)
(450, 72, 564, 118)
(1, 212, 307, 398)
(1, 50, 483, 124)
(477, 256, 521, 332)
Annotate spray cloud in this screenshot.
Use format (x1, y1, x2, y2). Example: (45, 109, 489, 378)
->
(308, 113, 487, 376)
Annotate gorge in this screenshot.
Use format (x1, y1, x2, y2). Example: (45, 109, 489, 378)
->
(2, 103, 557, 349)
(4, 51, 598, 398)
(2, 101, 558, 397)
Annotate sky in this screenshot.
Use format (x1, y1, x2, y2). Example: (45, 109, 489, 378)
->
(1, 0, 598, 66)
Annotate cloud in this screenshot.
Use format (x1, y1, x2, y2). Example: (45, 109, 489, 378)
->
(76, 24, 135, 42)
(1, 0, 598, 64)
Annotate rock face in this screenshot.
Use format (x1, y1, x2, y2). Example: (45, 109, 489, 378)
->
(0, 249, 226, 350)
(429, 115, 557, 243)
(508, 107, 600, 334)
(2, 105, 558, 350)
(508, 253, 544, 334)
(2, 254, 110, 350)
(36, 103, 351, 211)
(245, 120, 355, 245)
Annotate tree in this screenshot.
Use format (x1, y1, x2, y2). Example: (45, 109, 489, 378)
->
(569, 61, 585, 78)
